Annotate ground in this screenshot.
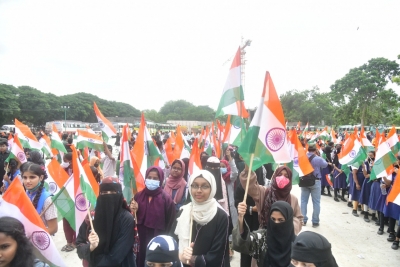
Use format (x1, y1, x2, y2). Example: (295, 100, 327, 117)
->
(55, 184, 400, 267)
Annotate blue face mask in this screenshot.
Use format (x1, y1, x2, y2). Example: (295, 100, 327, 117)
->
(220, 167, 228, 174)
(145, 179, 160, 191)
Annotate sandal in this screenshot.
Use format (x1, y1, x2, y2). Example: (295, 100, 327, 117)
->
(61, 245, 69, 252)
(64, 245, 75, 252)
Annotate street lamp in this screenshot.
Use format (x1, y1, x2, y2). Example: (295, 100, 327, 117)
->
(61, 106, 70, 132)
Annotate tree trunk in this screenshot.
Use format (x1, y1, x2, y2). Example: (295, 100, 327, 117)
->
(361, 104, 367, 127)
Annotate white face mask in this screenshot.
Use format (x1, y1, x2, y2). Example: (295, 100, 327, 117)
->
(61, 162, 70, 168)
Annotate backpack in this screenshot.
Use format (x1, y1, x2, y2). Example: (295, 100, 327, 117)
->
(299, 154, 317, 187)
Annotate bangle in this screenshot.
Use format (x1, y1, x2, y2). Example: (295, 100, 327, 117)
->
(249, 206, 253, 215)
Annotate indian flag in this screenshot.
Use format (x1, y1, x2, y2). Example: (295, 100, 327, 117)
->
(14, 118, 43, 150)
(360, 126, 374, 152)
(223, 115, 247, 148)
(319, 127, 329, 141)
(301, 122, 309, 138)
(51, 124, 67, 153)
(119, 124, 135, 199)
(387, 171, 400, 206)
(93, 102, 117, 143)
(45, 158, 70, 195)
(339, 133, 367, 170)
(188, 138, 202, 177)
(330, 129, 338, 144)
(39, 133, 53, 158)
(0, 179, 66, 267)
(132, 114, 161, 191)
(176, 125, 191, 159)
(76, 129, 104, 151)
(72, 145, 97, 231)
(215, 47, 249, 118)
(370, 135, 397, 180)
(287, 129, 314, 185)
(238, 72, 291, 170)
(202, 126, 213, 156)
(387, 126, 400, 155)
(5, 133, 27, 164)
(52, 174, 75, 228)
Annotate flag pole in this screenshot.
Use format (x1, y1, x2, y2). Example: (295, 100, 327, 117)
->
(243, 153, 255, 201)
(187, 204, 193, 265)
(85, 194, 95, 232)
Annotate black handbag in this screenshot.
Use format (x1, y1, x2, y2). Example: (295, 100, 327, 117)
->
(299, 154, 317, 187)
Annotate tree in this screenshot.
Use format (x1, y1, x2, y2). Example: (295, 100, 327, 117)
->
(330, 57, 400, 126)
(0, 84, 21, 126)
(392, 54, 400, 85)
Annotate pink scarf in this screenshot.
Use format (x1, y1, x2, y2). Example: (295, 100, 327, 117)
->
(165, 159, 187, 204)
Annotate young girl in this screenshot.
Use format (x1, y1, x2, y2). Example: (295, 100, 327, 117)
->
(1, 159, 21, 192)
(20, 162, 58, 235)
(0, 216, 49, 267)
(175, 169, 230, 267)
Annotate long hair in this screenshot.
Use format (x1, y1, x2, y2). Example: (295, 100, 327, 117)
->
(0, 217, 35, 266)
(20, 162, 47, 209)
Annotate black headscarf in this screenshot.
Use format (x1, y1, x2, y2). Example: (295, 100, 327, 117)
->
(205, 156, 223, 200)
(93, 180, 124, 257)
(291, 231, 338, 267)
(265, 201, 295, 267)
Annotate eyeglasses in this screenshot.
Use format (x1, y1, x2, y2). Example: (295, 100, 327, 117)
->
(191, 184, 211, 191)
(172, 167, 182, 171)
(146, 262, 173, 267)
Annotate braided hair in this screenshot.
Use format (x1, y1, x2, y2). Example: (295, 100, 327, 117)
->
(21, 162, 47, 209)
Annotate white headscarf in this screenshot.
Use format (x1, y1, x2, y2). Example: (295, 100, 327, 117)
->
(174, 169, 219, 251)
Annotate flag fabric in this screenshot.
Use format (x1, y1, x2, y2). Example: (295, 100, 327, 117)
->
(330, 129, 338, 144)
(370, 135, 397, 181)
(72, 145, 97, 231)
(188, 138, 202, 177)
(387, 171, 400, 206)
(287, 129, 314, 185)
(51, 124, 67, 153)
(302, 122, 309, 138)
(5, 133, 27, 164)
(223, 115, 247, 148)
(119, 124, 136, 199)
(176, 125, 191, 159)
(319, 127, 329, 141)
(14, 118, 43, 150)
(76, 130, 104, 151)
(210, 123, 221, 158)
(39, 133, 53, 158)
(132, 114, 162, 190)
(0, 179, 66, 267)
(238, 72, 291, 170)
(45, 158, 70, 195)
(360, 126, 374, 152)
(164, 131, 177, 164)
(93, 102, 117, 143)
(338, 133, 367, 170)
(7, 134, 13, 148)
(52, 174, 75, 227)
(215, 47, 249, 118)
(387, 126, 400, 155)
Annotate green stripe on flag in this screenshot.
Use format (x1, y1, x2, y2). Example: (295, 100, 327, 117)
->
(216, 86, 245, 117)
(52, 187, 75, 230)
(77, 141, 104, 151)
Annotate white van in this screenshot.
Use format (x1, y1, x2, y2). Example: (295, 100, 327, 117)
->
(0, 125, 15, 133)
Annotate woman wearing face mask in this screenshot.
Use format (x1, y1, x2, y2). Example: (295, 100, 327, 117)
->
(165, 159, 187, 212)
(236, 200, 296, 267)
(134, 166, 176, 267)
(240, 165, 303, 233)
(20, 162, 58, 235)
(174, 169, 230, 267)
(89, 156, 103, 182)
(61, 152, 76, 252)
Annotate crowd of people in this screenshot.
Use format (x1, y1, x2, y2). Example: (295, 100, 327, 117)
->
(4, 127, 397, 267)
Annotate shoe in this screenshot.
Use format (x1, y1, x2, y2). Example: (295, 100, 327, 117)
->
(347, 202, 352, 207)
(392, 241, 399, 250)
(327, 193, 332, 197)
(361, 211, 365, 215)
(358, 205, 362, 211)
(321, 192, 327, 196)
(312, 223, 319, 228)
(334, 197, 340, 202)
(375, 220, 380, 226)
(377, 228, 384, 235)
(387, 234, 396, 242)
(371, 214, 378, 222)
(352, 210, 359, 217)
(341, 196, 347, 202)
(363, 213, 370, 222)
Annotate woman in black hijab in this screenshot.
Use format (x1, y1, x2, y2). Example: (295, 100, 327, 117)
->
(76, 178, 135, 267)
(264, 201, 296, 267)
(291, 231, 338, 267)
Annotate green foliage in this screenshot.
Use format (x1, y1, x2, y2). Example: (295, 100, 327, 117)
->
(0, 84, 21, 126)
(330, 57, 400, 126)
(156, 100, 215, 122)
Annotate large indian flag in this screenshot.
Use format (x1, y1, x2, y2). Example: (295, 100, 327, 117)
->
(119, 124, 135, 199)
(387, 171, 400, 206)
(215, 47, 249, 118)
(51, 124, 67, 153)
(287, 129, 314, 185)
(14, 118, 43, 150)
(238, 72, 291, 170)
(370, 135, 397, 181)
(93, 102, 117, 143)
(338, 133, 367, 170)
(360, 126, 374, 152)
(45, 158, 70, 195)
(76, 130, 104, 151)
(0, 179, 66, 267)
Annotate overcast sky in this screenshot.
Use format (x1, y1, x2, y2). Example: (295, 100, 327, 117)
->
(1, 0, 399, 113)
